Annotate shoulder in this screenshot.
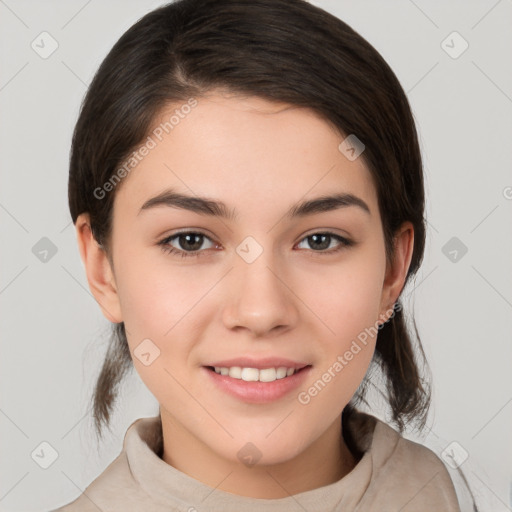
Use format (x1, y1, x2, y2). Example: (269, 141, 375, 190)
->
(50, 417, 160, 511)
(347, 410, 462, 511)
(50, 451, 133, 511)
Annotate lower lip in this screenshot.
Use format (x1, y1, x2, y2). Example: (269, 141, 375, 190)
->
(203, 366, 312, 404)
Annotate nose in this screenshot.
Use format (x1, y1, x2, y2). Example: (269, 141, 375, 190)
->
(221, 250, 299, 337)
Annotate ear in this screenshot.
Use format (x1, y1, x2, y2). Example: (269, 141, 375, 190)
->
(75, 213, 123, 323)
(379, 221, 415, 321)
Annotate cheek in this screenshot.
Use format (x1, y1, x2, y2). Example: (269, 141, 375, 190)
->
(114, 248, 216, 342)
(295, 248, 385, 404)
(113, 256, 215, 408)
(300, 248, 386, 345)
(112, 251, 224, 398)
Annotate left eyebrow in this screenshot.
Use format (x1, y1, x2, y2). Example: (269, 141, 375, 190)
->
(286, 193, 371, 218)
(138, 188, 371, 219)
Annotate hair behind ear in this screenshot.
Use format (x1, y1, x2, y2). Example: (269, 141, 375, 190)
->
(90, 323, 132, 440)
(349, 302, 431, 433)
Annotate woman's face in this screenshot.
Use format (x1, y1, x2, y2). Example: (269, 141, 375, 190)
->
(84, 92, 409, 467)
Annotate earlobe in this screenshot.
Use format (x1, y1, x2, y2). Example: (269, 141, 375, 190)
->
(75, 213, 123, 323)
(379, 222, 415, 320)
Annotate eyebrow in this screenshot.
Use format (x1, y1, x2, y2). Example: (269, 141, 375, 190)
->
(138, 188, 371, 220)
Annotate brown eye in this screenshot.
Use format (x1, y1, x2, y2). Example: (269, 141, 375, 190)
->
(159, 231, 217, 258)
(175, 233, 205, 251)
(306, 234, 331, 250)
(296, 232, 353, 252)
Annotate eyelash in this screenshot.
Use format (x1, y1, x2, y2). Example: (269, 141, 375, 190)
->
(157, 230, 354, 258)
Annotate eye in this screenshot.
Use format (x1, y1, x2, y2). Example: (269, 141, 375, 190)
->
(296, 232, 353, 253)
(158, 230, 353, 259)
(158, 231, 219, 258)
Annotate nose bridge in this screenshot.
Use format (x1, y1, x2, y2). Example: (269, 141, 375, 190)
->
(222, 238, 298, 335)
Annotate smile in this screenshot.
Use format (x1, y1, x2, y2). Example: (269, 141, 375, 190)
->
(203, 364, 312, 403)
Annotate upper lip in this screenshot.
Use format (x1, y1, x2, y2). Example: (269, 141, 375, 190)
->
(205, 357, 310, 370)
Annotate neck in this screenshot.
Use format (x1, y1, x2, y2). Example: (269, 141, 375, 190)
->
(160, 409, 357, 499)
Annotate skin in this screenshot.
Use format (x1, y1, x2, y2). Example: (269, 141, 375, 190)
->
(76, 91, 414, 498)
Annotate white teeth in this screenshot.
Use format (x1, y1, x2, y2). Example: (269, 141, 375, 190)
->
(213, 365, 299, 382)
(259, 368, 277, 382)
(276, 367, 287, 379)
(241, 368, 259, 382)
(229, 366, 242, 379)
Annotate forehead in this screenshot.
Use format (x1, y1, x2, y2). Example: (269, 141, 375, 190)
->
(113, 93, 378, 220)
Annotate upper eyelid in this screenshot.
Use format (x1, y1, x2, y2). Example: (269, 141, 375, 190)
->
(162, 230, 218, 247)
(297, 228, 351, 240)
(161, 228, 216, 242)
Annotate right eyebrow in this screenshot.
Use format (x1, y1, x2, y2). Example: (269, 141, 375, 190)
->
(138, 188, 238, 220)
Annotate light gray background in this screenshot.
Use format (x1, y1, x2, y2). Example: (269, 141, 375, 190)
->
(1, 0, 511, 510)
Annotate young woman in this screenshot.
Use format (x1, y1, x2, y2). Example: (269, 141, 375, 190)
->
(53, 0, 477, 509)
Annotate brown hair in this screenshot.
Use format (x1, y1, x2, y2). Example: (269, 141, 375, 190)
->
(68, 0, 430, 438)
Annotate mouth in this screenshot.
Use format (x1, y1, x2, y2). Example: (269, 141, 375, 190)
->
(202, 361, 313, 404)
